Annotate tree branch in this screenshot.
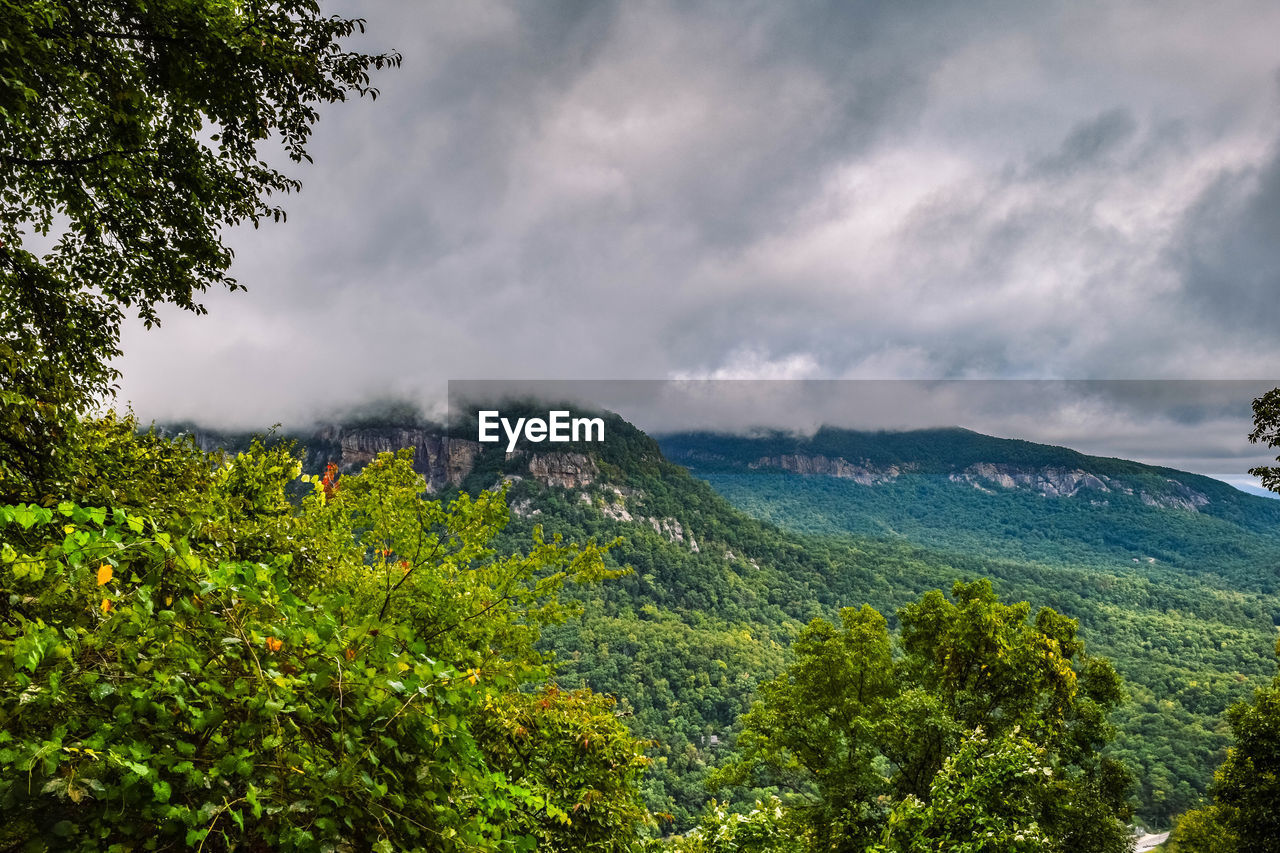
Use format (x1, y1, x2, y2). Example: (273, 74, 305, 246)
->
(3, 148, 157, 169)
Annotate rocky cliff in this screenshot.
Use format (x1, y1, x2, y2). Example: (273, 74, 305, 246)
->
(951, 463, 1111, 498)
(749, 454, 906, 485)
(304, 426, 604, 493)
(312, 424, 481, 492)
(950, 463, 1210, 511)
(746, 453, 1212, 512)
(525, 452, 598, 489)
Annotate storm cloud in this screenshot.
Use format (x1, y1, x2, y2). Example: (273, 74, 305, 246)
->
(114, 0, 1280, 435)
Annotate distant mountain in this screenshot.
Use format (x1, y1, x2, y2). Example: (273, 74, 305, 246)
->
(658, 426, 1280, 593)
(170, 414, 1280, 829)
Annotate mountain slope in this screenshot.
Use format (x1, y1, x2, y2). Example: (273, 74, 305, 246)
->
(174, 415, 1280, 828)
(659, 427, 1280, 592)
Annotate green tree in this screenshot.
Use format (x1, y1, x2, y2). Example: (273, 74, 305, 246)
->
(1167, 805, 1238, 853)
(1210, 675, 1280, 851)
(1, 0, 399, 401)
(716, 581, 1131, 853)
(1249, 387, 1280, 492)
(663, 797, 810, 853)
(718, 605, 897, 849)
(476, 686, 652, 852)
(873, 730, 1052, 853)
(0, 424, 646, 850)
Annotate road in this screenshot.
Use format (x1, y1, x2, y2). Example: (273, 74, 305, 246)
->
(1135, 831, 1170, 852)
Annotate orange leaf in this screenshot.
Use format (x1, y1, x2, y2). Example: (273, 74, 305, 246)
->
(101, 598, 112, 613)
(344, 648, 356, 661)
(265, 636, 284, 653)
(96, 563, 112, 586)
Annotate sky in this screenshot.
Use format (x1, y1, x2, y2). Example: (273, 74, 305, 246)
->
(113, 1, 1280, 482)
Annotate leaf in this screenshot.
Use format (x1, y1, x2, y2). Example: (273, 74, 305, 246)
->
(246, 783, 263, 818)
(96, 563, 113, 586)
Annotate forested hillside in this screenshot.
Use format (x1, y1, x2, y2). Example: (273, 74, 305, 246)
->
(658, 427, 1280, 824)
(661, 428, 1280, 585)
(165, 413, 1280, 830)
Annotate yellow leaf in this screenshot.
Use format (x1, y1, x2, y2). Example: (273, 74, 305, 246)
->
(101, 598, 112, 613)
(96, 563, 112, 586)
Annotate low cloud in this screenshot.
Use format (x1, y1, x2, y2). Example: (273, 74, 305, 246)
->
(113, 0, 1280, 444)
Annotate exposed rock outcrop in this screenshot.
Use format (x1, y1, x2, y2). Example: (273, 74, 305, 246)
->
(526, 452, 598, 489)
(952, 464, 1110, 498)
(760, 452, 1215, 513)
(581, 488, 700, 552)
(648, 516, 698, 552)
(1140, 479, 1210, 512)
(314, 425, 480, 492)
(750, 454, 905, 485)
(600, 501, 634, 522)
(952, 464, 1210, 511)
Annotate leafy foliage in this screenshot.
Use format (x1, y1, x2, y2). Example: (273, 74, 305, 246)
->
(662, 798, 809, 853)
(0, 419, 645, 851)
(873, 731, 1052, 853)
(1203, 662, 1280, 851)
(476, 686, 651, 852)
(1166, 805, 1238, 853)
(0, 0, 400, 398)
(713, 581, 1131, 853)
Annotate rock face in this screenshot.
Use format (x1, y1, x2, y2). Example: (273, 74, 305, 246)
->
(952, 464, 1210, 511)
(301, 422, 605, 493)
(750, 454, 905, 485)
(752, 453, 1214, 513)
(314, 425, 480, 492)
(525, 453, 598, 489)
(1141, 479, 1210, 512)
(952, 464, 1111, 498)
(649, 516, 698, 552)
(585, 488, 700, 553)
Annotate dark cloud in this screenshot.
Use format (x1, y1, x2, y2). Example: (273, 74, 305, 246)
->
(1031, 109, 1138, 176)
(1176, 132, 1280, 334)
(114, 0, 1280, 440)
